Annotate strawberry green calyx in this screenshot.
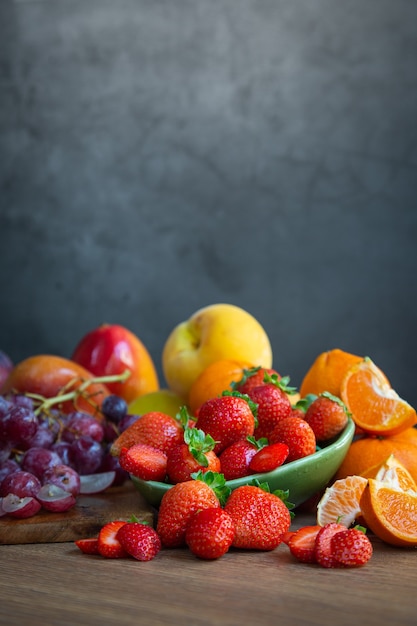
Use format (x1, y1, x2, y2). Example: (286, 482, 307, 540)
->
(263, 373, 298, 396)
(184, 426, 216, 467)
(176, 405, 193, 429)
(246, 435, 268, 450)
(127, 515, 151, 526)
(231, 366, 262, 390)
(191, 470, 231, 506)
(320, 391, 351, 416)
(249, 479, 295, 516)
(294, 394, 318, 413)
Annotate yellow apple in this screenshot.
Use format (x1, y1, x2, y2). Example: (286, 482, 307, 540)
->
(128, 389, 186, 418)
(162, 303, 273, 400)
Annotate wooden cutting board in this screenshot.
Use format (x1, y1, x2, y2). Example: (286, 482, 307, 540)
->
(0, 482, 154, 545)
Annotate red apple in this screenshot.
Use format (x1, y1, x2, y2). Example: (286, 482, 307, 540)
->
(71, 324, 159, 404)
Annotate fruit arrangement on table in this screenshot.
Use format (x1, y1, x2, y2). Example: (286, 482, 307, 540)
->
(1, 303, 416, 567)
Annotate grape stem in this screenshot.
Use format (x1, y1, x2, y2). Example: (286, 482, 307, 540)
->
(24, 369, 131, 416)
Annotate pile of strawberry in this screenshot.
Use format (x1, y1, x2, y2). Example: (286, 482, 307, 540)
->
(76, 470, 293, 560)
(282, 522, 373, 568)
(110, 367, 351, 485)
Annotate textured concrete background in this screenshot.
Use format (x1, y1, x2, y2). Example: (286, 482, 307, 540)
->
(1, 0, 416, 405)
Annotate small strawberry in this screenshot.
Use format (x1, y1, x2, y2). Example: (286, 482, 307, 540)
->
(110, 411, 184, 456)
(196, 392, 257, 454)
(248, 442, 289, 474)
(304, 392, 350, 442)
(156, 470, 230, 548)
(248, 374, 297, 440)
(118, 443, 168, 482)
(314, 522, 346, 568)
(224, 482, 293, 550)
(97, 520, 128, 558)
(185, 507, 235, 560)
(330, 527, 373, 567)
(269, 416, 316, 462)
(218, 437, 261, 480)
(74, 537, 100, 555)
(166, 426, 220, 484)
(232, 366, 281, 395)
(285, 525, 322, 563)
(116, 521, 161, 562)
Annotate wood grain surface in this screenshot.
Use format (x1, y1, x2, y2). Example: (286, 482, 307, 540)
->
(0, 483, 154, 544)
(0, 483, 416, 626)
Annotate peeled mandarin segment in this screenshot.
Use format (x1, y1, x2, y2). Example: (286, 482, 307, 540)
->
(373, 454, 417, 492)
(316, 475, 368, 527)
(340, 359, 417, 436)
(360, 478, 417, 547)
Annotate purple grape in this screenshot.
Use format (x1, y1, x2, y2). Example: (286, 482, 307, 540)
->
(0, 441, 12, 464)
(42, 464, 81, 496)
(1, 405, 39, 447)
(101, 395, 128, 424)
(61, 412, 104, 443)
(119, 413, 140, 432)
(0, 470, 41, 498)
(21, 447, 62, 479)
(0, 458, 20, 484)
(0, 396, 11, 417)
(50, 441, 74, 467)
(102, 420, 119, 443)
(70, 436, 103, 475)
(7, 393, 35, 410)
(99, 451, 128, 487)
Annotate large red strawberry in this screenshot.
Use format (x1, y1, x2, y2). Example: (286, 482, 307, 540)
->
(248, 442, 289, 474)
(219, 437, 260, 480)
(232, 366, 281, 395)
(330, 527, 373, 567)
(196, 392, 257, 454)
(116, 521, 161, 561)
(118, 443, 168, 482)
(269, 416, 316, 462)
(156, 471, 230, 548)
(185, 507, 235, 560)
(224, 483, 292, 550)
(166, 427, 220, 484)
(304, 392, 350, 442)
(247, 374, 297, 440)
(110, 411, 184, 456)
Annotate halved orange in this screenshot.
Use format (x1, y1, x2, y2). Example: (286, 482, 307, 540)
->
(316, 475, 368, 527)
(360, 478, 417, 547)
(340, 358, 417, 436)
(363, 454, 417, 493)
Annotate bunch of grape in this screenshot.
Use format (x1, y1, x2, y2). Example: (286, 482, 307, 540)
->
(0, 392, 139, 519)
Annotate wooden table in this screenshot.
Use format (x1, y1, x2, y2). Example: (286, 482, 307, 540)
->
(0, 490, 416, 626)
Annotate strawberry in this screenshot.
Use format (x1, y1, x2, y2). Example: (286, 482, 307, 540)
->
(166, 427, 220, 484)
(110, 411, 184, 456)
(156, 471, 230, 548)
(330, 527, 373, 567)
(269, 416, 316, 462)
(224, 482, 292, 550)
(219, 437, 261, 480)
(232, 366, 281, 395)
(118, 444, 168, 482)
(314, 522, 346, 568)
(304, 392, 350, 442)
(196, 392, 256, 454)
(248, 374, 297, 440)
(248, 442, 289, 474)
(116, 521, 161, 561)
(74, 537, 100, 555)
(97, 520, 128, 558)
(185, 507, 235, 560)
(286, 525, 322, 563)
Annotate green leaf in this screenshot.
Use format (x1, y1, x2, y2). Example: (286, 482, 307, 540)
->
(230, 366, 261, 390)
(263, 372, 298, 395)
(191, 470, 231, 506)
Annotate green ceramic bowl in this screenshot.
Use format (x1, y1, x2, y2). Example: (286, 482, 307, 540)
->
(131, 417, 355, 509)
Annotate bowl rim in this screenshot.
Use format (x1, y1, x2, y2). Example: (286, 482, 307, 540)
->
(130, 416, 355, 498)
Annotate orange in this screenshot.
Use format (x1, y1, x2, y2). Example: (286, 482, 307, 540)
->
(360, 478, 417, 546)
(340, 358, 417, 436)
(188, 359, 252, 414)
(299, 349, 362, 398)
(363, 454, 417, 492)
(317, 475, 368, 527)
(334, 427, 417, 484)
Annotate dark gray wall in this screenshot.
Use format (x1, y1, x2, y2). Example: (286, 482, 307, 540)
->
(1, 0, 417, 406)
